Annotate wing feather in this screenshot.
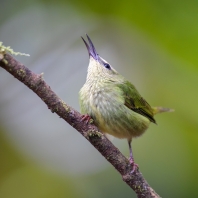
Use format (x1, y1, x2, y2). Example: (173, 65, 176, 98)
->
(117, 81, 156, 124)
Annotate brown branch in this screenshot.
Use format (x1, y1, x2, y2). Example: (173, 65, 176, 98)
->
(0, 53, 161, 198)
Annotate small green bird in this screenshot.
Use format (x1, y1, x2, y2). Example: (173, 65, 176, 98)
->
(79, 34, 172, 171)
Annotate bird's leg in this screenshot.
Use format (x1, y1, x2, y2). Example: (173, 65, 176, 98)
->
(80, 114, 92, 124)
(128, 139, 138, 173)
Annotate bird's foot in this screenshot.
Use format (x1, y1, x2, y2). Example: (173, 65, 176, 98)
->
(129, 157, 139, 174)
(80, 114, 92, 124)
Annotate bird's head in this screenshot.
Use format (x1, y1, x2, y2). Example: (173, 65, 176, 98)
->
(81, 34, 118, 81)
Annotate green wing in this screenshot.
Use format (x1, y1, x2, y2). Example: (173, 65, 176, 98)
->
(117, 80, 156, 124)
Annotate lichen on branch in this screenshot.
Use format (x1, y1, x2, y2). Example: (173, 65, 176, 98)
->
(0, 42, 30, 56)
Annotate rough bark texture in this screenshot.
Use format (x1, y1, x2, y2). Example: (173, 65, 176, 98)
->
(0, 53, 161, 198)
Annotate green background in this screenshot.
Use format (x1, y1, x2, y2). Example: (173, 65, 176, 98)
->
(0, 0, 198, 197)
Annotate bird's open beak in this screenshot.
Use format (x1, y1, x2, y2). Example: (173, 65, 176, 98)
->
(81, 34, 98, 60)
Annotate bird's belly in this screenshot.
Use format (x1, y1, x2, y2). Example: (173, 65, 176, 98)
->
(89, 95, 150, 139)
(98, 111, 150, 139)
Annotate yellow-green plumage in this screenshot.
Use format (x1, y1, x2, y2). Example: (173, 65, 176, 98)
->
(80, 56, 151, 139)
(79, 35, 172, 167)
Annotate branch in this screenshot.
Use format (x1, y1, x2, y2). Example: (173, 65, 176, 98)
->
(0, 52, 161, 198)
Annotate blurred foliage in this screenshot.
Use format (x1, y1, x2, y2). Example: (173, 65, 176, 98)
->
(0, 0, 198, 198)
(0, 129, 85, 198)
(40, 0, 198, 69)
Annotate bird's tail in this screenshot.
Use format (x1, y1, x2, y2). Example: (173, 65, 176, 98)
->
(152, 107, 174, 115)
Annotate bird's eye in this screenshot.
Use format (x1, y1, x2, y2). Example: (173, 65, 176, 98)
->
(103, 63, 111, 70)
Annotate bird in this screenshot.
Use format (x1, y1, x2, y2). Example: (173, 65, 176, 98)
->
(79, 34, 173, 172)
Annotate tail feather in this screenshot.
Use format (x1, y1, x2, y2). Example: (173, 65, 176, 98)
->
(152, 107, 174, 115)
